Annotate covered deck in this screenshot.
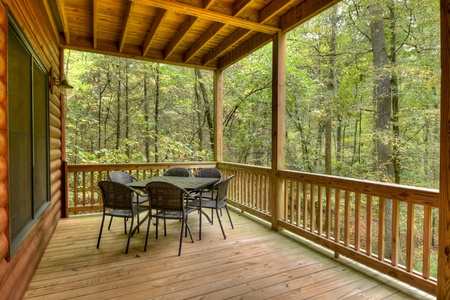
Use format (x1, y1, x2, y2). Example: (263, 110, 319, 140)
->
(24, 210, 432, 299)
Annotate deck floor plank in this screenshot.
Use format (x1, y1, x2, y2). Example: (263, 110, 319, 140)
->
(24, 211, 433, 299)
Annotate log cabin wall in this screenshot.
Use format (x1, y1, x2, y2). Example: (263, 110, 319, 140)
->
(0, 0, 62, 299)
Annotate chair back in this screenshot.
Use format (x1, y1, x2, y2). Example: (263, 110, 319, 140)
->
(98, 181, 135, 210)
(214, 175, 235, 202)
(109, 171, 135, 184)
(145, 181, 188, 211)
(195, 168, 222, 180)
(163, 167, 191, 177)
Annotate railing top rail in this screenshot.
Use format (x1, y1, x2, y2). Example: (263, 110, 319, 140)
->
(278, 169, 439, 207)
(67, 161, 217, 172)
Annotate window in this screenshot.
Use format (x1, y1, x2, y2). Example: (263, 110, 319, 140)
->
(7, 14, 50, 256)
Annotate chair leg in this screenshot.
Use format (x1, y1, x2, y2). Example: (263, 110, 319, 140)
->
(225, 205, 234, 229)
(155, 218, 159, 239)
(216, 209, 226, 239)
(97, 214, 106, 249)
(185, 219, 194, 243)
(178, 219, 184, 256)
(144, 215, 151, 252)
(125, 216, 134, 254)
(164, 219, 167, 236)
(108, 216, 113, 230)
(124, 218, 127, 234)
(136, 209, 140, 233)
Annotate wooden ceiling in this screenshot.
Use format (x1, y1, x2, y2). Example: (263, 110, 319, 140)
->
(47, 0, 338, 70)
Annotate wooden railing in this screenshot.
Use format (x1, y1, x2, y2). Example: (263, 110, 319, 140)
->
(65, 161, 217, 214)
(65, 161, 438, 295)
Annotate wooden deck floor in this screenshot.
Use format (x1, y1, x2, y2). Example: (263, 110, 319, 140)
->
(24, 209, 435, 300)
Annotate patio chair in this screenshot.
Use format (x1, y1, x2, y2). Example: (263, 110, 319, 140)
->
(97, 181, 150, 254)
(163, 167, 191, 177)
(191, 168, 223, 223)
(189, 175, 235, 239)
(108, 171, 148, 232)
(144, 181, 197, 256)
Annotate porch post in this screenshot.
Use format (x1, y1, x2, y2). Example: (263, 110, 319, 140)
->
(439, 0, 450, 297)
(271, 31, 286, 230)
(59, 47, 68, 218)
(213, 69, 224, 162)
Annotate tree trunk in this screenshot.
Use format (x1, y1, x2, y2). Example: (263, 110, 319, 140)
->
(195, 69, 214, 149)
(369, 3, 394, 260)
(154, 64, 160, 162)
(324, 6, 338, 175)
(116, 68, 121, 150)
(194, 70, 204, 152)
(125, 63, 130, 159)
(143, 71, 150, 162)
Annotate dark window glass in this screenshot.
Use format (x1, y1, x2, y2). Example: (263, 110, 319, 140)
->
(7, 15, 50, 255)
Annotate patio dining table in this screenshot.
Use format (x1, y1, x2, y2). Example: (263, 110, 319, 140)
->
(127, 176, 220, 240)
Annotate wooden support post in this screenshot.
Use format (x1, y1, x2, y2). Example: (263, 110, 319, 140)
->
(214, 69, 223, 162)
(59, 47, 68, 218)
(439, 0, 450, 297)
(270, 31, 286, 230)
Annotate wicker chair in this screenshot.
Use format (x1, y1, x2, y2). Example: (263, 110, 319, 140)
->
(144, 181, 198, 256)
(163, 167, 191, 177)
(97, 181, 150, 253)
(108, 171, 148, 232)
(191, 168, 223, 223)
(189, 175, 235, 239)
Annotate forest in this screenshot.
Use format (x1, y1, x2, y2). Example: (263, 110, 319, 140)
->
(65, 0, 440, 190)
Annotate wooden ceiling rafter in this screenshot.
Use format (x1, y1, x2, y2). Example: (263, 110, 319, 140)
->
(209, 0, 287, 69)
(93, 0, 99, 49)
(164, 15, 198, 59)
(119, 1, 136, 53)
(49, 0, 339, 71)
(131, 0, 280, 35)
(55, 0, 70, 44)
(184, 21, 226, 63)
(142, 8, 167, 57)
(232, 0, 253, 16)
(219, 0, 341, 70)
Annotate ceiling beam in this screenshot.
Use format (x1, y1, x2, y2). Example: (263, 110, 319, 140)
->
(119, 2, 136, 53)
(232, 0, 253, 16)
(280, 0, 340, 31)
(202, 0, 289, 67)
(93, 0, 99, 49)
(202, 27, 250, 66)
(142, 9, 167, 57)
(131, 0, 280, 34)
(217, 32, 272, 70)
(55, 0, 70, 44)
(184, 22, 226, 63)
(259, 0, 297, 23)
(64, 35, 217, 70)
(164, 15, 198, 59)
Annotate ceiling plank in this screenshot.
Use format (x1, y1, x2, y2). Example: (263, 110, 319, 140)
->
(280, 0, 339, 31)
(131, 0, 280, 34)
(164, 15, 198, 59)
(259, 0, 297, 23)
(142, 9, 167, 57)
(55, 0, 70, 44)
(218, 32, 272, 70)
(119, 2, 136, 53)
(93, 0, 99, 49)
(184, 22, 226, 63)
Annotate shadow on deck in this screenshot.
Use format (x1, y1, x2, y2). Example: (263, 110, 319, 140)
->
(24, 209, 435, 299)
